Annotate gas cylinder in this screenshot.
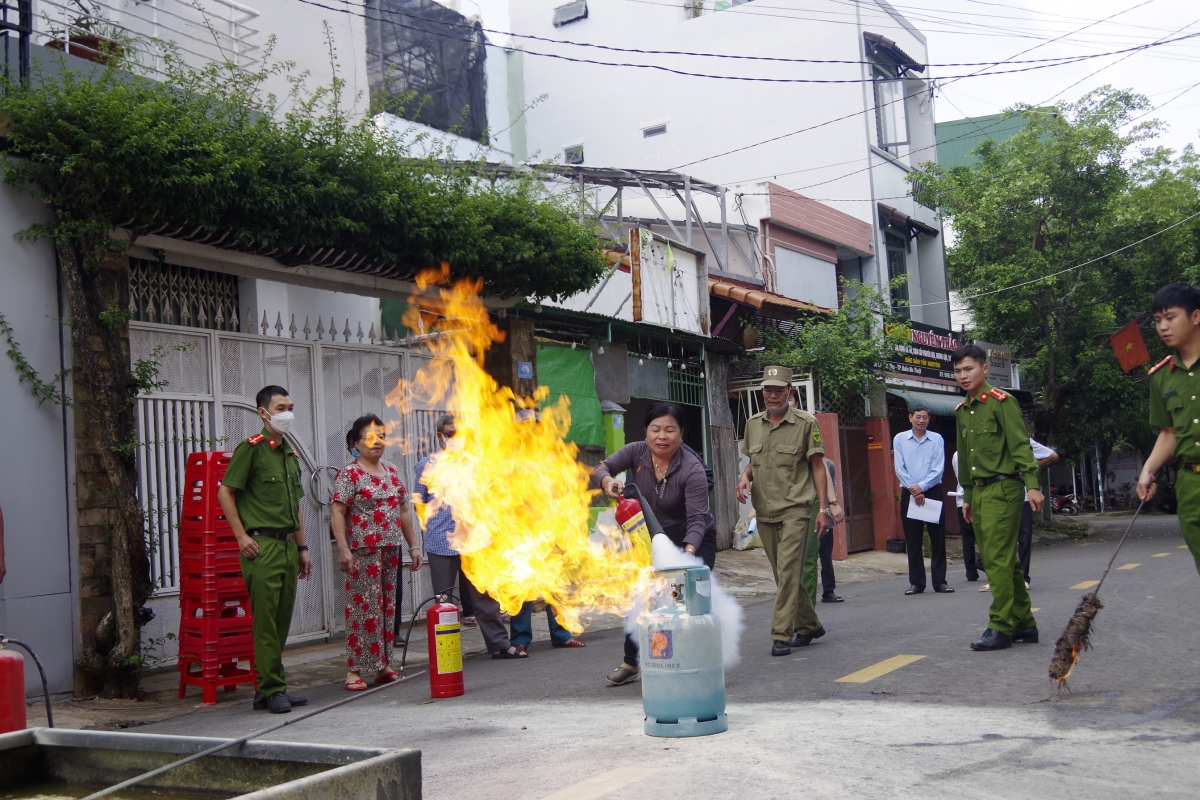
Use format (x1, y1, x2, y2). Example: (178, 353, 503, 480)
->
(615, 495, 653, 554)
(426, 601, 465, 698)
(639, 565, 728, 738)
(0, 644, 26, 734)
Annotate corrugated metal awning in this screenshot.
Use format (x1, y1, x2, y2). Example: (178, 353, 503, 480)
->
(888, 388, 963, 417)
(709, 278, 832, 321)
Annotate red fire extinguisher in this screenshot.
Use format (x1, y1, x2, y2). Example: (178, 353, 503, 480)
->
(615, 491, 652, 554)
(426, 600, 465, 698)
(0, 643, 27, 734)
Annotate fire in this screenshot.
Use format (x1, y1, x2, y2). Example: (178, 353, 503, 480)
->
(387, 267, 653, 633)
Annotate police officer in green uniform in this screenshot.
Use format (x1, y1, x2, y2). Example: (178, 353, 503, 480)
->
(737, 366, 831, 656)
(217, 385, 313, 713)
(1139, 284, 1200, 575)
(952, 345, 1043, 651)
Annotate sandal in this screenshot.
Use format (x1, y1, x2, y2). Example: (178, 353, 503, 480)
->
(462, 616, 478, 627)
(553, 638, 587, 648)
(345, 677, 368, 691)
(373, 669, 400, 684)
(606, 664, 639, 686)
(934, 584, 955, 593)
(491, 647, 528, 659)
(904, 585, 920, 595)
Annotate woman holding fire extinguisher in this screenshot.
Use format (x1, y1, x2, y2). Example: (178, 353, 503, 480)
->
(331, 415, 423, 691)
(594, 402, 717, 686)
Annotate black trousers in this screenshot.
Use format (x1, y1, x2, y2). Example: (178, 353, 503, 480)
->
(1018, 501, 1033, 583)
(900, 485, 947, 591)
(820, 526, 836, 595)
(624, 530, 717, 667)
(958, 503, 981, 581)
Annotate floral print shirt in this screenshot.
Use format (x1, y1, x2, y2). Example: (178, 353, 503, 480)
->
(331, 460, 410, 549)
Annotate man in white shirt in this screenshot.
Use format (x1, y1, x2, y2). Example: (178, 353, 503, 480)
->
(893, 405, 952, 595)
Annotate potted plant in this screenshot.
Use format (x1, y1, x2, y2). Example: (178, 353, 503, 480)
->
(45, 0, 124, 65)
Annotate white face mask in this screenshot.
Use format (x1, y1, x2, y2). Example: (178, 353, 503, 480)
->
(267, 410, 295, 435)
(443, 437, 463, 452)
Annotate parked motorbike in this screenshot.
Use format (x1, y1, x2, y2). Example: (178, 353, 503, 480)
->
(1052, 493, 1079, 516)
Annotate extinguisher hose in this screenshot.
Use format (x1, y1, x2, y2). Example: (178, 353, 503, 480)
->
(0, 636, 53, 728)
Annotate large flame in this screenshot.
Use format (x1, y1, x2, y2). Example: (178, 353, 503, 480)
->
(387, 267, 652, 634)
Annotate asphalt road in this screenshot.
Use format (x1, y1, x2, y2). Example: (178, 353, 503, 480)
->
(137, 515, 1200, 800)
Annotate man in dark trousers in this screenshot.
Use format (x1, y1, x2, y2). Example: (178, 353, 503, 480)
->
(893, 405, 953, 595)
(217, 385, 313, 713)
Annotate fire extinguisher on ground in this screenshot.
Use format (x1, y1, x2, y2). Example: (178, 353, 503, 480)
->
(0, 635, 54, 733)
(425, 599, 465, 698)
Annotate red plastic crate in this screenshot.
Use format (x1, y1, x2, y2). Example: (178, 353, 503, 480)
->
(179, 548, 242, 574)
(177, 653, 256, 705)
(182, 451, 234, 516)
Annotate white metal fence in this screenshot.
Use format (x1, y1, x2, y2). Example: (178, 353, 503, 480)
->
(34, 0, 260, 78)
(132, 320, 450, 658)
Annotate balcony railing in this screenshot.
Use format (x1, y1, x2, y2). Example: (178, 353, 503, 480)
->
(34, 0, 260, 77)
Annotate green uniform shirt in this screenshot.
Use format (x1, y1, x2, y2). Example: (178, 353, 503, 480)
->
(221, 426, 305, 532)
(741, 406, 825, 523)
(956, 382, 1038, 505)
(1148, 354, 1200, 462)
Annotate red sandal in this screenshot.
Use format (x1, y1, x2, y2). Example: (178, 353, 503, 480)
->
(345, 677, 368, 691)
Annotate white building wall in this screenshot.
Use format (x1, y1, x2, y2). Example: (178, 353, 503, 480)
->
(0, 180, 76, 696)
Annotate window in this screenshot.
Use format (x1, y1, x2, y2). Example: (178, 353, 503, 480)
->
(885, 233, 910, 319)
(642, 123, 668, 138)
(873, 69, 908, 153)
(553, 0, 588, 27)
(563, 144, 584, 165)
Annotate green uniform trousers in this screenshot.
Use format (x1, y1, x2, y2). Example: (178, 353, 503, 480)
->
(802, 515, 821, 606)
(240, 538, 298, 697)
(758, 516, 822, 641)
(972, 479, 1035, 635)
(1173, 469, 1200, 575)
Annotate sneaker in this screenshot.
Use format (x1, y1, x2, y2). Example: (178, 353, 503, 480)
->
(979, 583, 990, 592)
(1025, 581, 1031, 590)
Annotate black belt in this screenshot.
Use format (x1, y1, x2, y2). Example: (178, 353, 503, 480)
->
(973, 473, 1019, 487)
(249, 529, 295, 541)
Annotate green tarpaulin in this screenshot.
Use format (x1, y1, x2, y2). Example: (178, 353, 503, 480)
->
(537, 344, 604, 447)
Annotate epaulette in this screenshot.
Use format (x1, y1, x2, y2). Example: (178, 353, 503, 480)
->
(954, 400, 965, 412)
(990, 389, 1008, 401)
(247, 433, 265, 445)
(1147, 356, 1173, 376)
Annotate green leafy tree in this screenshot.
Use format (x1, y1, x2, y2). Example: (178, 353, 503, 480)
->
(0, 41, 605, 696)
(761, 278, 911, 406)
(910, 87, 1200, 462)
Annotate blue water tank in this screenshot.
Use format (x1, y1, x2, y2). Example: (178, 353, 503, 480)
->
(639, 565, 728, 737)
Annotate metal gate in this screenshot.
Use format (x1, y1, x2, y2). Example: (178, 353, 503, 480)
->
(132, 321, 445, 659)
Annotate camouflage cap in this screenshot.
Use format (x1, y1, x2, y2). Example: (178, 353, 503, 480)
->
(760, 365, 792, 388)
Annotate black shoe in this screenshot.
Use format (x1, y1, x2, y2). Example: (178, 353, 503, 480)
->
(821, 593, 844, 603)
(966, 573, 980, 582)
(254, 691, 308, 710)
(266, 692, 292, 714)
(771, 640, 792, 656)
(970, 629, 1012, 651)
(790, 627, 826, 647)
(1012, 626, 1039, 644)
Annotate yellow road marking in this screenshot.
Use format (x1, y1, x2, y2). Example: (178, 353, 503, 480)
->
(1180, 545, 1189, 549)
(1071, 580, 1100, 589)
(1031, 608, 1040, 612)
(835, 655, 925, 684)
(1153, 553, 1170, 557)
(537, 768, 659, 800)
(1117, 563, 1140, 570)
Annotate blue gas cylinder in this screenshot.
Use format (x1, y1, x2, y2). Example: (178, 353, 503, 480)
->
(639, 565, 728, 737)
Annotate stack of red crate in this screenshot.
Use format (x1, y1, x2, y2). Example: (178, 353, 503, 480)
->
(176, 450, 257, 705)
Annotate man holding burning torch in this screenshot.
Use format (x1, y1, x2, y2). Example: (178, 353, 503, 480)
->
(737, 366, 830, 656)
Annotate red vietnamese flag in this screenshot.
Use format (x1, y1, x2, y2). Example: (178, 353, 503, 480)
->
(1110, 321, 1151, 373)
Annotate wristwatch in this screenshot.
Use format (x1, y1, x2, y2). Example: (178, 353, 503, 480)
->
(297, 545, 309, 552)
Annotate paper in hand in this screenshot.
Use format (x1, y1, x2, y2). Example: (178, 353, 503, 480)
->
(906, 498, 943, 524)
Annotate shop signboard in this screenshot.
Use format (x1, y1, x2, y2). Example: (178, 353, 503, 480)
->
(885, 322, 960, 382)
(974, 341, 1012, 388)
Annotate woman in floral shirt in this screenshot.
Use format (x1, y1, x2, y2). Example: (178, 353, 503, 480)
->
(331, 414, 422, 691)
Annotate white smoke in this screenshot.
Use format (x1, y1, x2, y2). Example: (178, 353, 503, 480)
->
(620, 534, 745, 668)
